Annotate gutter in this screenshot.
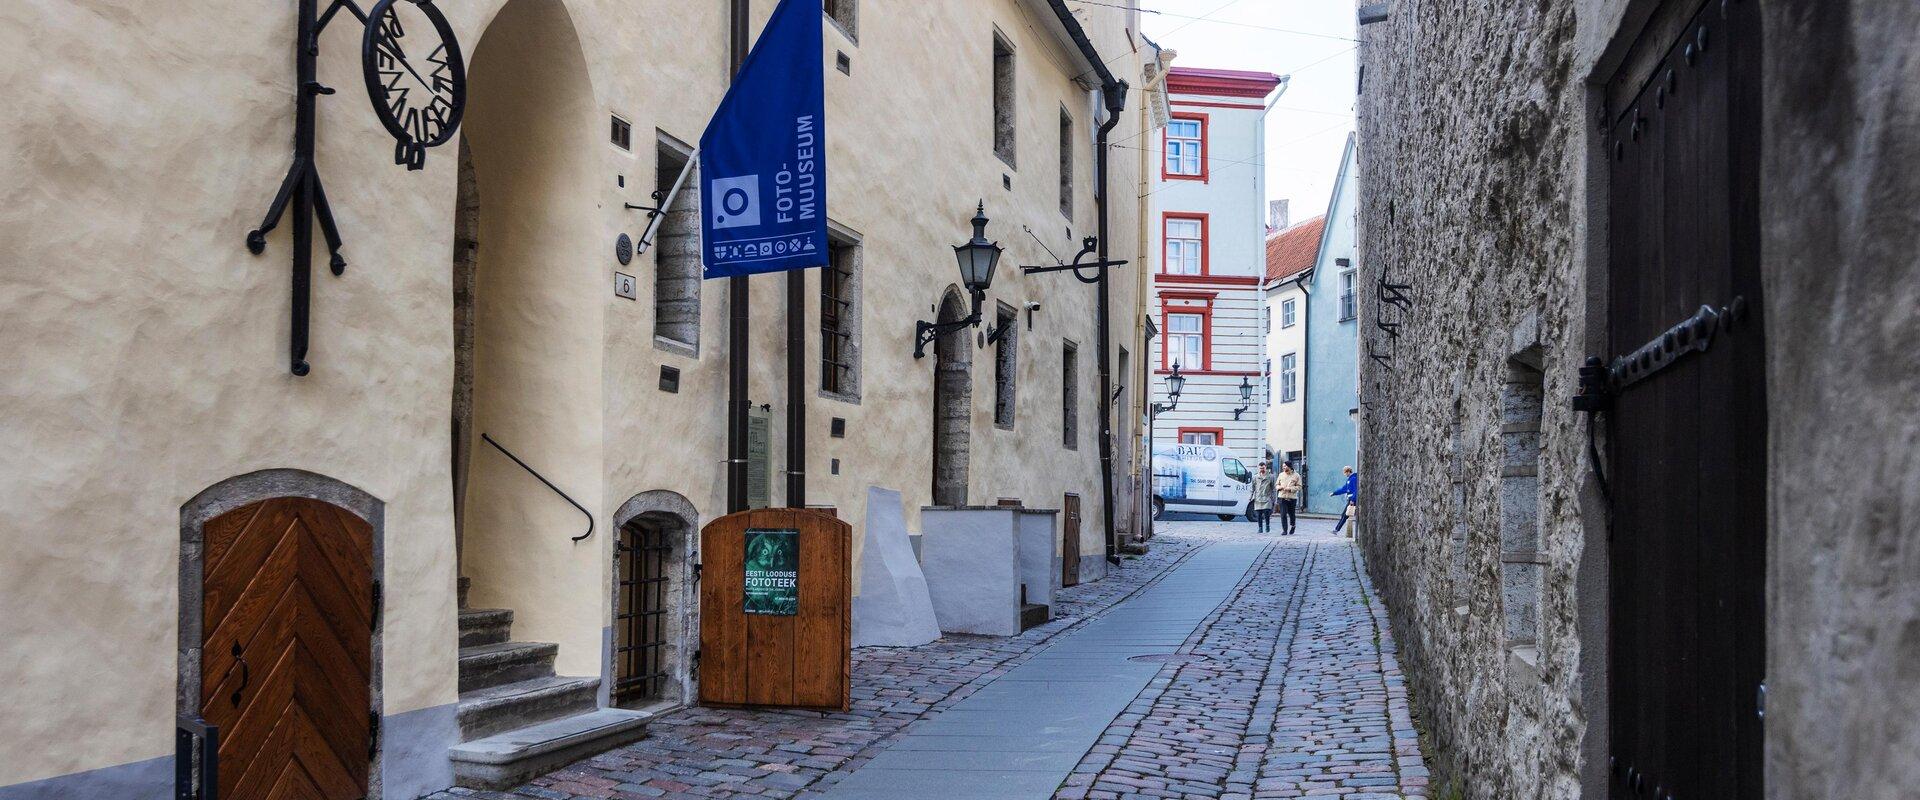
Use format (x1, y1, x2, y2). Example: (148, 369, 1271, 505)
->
(1044, 0, 1129, 567)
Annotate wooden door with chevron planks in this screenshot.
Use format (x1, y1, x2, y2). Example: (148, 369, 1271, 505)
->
(200, 497, 373, 800)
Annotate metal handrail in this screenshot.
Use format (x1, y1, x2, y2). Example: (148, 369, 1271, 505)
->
(481, 433, 594, 542)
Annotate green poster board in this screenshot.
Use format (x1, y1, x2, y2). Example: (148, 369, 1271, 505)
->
(743, 528, 799, 615)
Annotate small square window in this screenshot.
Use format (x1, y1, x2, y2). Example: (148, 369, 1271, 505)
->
(610, 116, 632, 150)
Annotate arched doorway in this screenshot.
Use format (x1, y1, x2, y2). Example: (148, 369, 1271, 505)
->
(611, 491, 700, 709)
(931, 287, 972, 506)
(179, 470, 383, 800)
(453, 0, 605, 677)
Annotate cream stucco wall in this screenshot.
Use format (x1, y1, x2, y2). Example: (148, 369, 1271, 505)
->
(1, 0, 1146, 791)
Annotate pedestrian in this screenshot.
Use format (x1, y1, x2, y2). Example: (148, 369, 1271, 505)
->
(1275, 462, 1301, 535)
(1331, 466, 1358, 535)
(1250, 462, 1275, 533)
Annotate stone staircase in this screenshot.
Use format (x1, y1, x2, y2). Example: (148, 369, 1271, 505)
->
(447, 602, 652, 788)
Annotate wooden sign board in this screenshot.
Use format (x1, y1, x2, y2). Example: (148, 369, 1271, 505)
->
(698, 508, 850, 711)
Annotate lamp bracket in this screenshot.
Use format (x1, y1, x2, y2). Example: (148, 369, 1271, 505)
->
(1021, 236, 1125, 284)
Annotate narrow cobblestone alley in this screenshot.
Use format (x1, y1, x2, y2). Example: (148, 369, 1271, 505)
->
(433, 519, 1426, 800)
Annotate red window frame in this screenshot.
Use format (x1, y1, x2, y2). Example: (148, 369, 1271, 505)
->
(1162, 112, 1209, 182)
(1161, 212, 1210, 276)
(1177, 426, 1226, 446)
(1159, 291, 1214, 371)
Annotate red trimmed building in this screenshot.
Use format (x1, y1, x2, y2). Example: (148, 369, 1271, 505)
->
(1148, 67, 1286, 473)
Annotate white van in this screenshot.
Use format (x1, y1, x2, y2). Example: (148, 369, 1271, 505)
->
(1151, 443, 1254, 521)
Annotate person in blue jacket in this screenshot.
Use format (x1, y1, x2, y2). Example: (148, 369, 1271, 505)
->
(1331, 466, 1358, 535)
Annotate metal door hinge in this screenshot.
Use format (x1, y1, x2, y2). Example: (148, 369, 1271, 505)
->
(692, 562, 704, 581)
(369, 709, 381, 759)
(371, 578, 383, 628)
(1757, 681, 1768, 720)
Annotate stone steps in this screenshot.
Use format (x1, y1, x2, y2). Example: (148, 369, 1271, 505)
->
(458, 640, 559, 693)
(1020, 602, 1050, 631)
(449, 708, 654, 789)
(448, 593, 653, 788)
(458, 608, 513, 648)
(457, 675, 600, 741)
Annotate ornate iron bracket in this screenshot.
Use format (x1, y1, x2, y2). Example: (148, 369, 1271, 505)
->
(246, 0, 463, 376)
(1022, 236, 1129, 285)
(913, 290, 983, 360)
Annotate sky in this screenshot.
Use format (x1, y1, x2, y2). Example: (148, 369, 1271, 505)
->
(1126, 0, 1359, 230)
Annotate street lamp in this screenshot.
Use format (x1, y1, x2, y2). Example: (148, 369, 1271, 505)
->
(914, 202, 1004, 359)
(1232, 375, 1254, 420)
(1145, 363, 1186, 527)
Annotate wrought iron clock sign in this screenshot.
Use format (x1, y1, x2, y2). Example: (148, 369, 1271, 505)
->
(246, 0, 466, 376)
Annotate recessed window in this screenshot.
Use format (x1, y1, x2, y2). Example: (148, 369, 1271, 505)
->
(654, 136, 700, 352)
(1178, 428, 1222, 445)
(1279, 353, 1298, 403)
(1164, 115, 1204, 178)
(1339, 268, 1358, 321)
(993, 303, 1018, 429)
(836, 51, 851, 75)
(824, 0, 857, 42)
(1061, 340, 1078, 450)
(1058, 107, 1074, 217)
(610, 115, 632, 150)
(820, 233, 861, 400)
(1166, 312, 1203, 371)
(992, 33, 1016, 168)
(1282, 298, 1298, 328)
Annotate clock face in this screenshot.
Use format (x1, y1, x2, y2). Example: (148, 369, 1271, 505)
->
(362, 0, 465, 168)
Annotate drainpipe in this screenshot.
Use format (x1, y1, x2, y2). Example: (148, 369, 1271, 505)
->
(1043, 0, 1127, 567)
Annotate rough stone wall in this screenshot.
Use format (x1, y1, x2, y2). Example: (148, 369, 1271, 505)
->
(1353, 1, 1590, 798)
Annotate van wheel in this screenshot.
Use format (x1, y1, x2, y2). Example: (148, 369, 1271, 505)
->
(1151, 498, 1165, 519)
(1217, 513, 1236, 522)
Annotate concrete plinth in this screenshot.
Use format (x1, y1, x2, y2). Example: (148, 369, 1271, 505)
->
(920, 506, 1057, 636)
(852, 488, 941, 648)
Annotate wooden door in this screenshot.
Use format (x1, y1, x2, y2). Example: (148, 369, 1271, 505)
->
(699, 508, 850, 711)
(1604, 1, 1764, 797)
(1061, 494, 1082, 587)
(201, 498, 373, 800)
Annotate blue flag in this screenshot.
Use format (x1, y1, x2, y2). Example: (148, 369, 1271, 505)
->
(700, 0, 827, 279)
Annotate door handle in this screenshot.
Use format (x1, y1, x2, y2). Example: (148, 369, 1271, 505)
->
(229, 642, 250, 707)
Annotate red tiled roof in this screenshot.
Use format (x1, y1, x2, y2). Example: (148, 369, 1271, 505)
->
(1265, 216, 1325, 283)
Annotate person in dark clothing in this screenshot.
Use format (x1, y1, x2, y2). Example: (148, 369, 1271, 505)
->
(1331, 466, 1358, 534)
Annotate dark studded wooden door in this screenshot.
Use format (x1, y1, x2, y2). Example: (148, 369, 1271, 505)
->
(201, 497, 373, 800)
(1061, 494, 1082, 587)
(1603, 1, 1764, 798)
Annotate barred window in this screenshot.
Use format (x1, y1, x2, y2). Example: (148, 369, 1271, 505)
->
(1062, 340, 1079, 450)
(993, 303, 1018, 428)
(819, 235, 861, 399)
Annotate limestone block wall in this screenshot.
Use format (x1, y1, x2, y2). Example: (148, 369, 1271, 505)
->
(1352, 1, 1592, 798)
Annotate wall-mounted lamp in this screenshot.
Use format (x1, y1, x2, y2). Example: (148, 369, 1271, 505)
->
(1232, 376, 1254, 420)
(915, 202, 1003, 359)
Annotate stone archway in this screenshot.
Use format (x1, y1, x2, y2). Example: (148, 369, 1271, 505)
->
(454, 0, 605, 675)
(931, 286, 972, 506)
(611, 491, 700, 708)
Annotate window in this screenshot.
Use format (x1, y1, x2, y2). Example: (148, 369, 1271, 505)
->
(1062, 340, 1078, 449)
(1263, 359, 1271, 405)
(820, 233, 861, 399)
(993, 303, 1017, 428)
(1164, 116, 1204, 178)
(992, 33, 1016, 168)
(1279, 353, 1297, 403)
(1282, 298, 1297, 328)
(1058, 107, 1074, 217)
(1222, 458, 1250, 484)
(1178, 427, 1221, 445)
(1165, 313, 1203, 371)
(1264, 305, 1272, 334)
(1338, 269, 1357, 321)
(654, 137, 700, 351)
(1163, 214, 1206, 275)
(824, 0, 857, 42)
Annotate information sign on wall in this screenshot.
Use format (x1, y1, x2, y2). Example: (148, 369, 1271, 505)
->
(743, 528, 799, 616)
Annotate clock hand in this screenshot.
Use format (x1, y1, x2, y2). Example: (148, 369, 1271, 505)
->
(375, 33, 436, 98)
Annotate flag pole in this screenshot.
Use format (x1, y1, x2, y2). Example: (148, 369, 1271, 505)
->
(726, 0, 751, 514)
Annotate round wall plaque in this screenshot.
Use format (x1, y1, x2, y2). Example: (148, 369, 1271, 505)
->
(616, 233, 634, 265)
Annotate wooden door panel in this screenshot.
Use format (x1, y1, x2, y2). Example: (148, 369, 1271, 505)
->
(202, 497, 372, 800)
(1604, 1, 1763, 797)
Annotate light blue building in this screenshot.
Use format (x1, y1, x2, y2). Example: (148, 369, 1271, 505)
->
(1301, 135, 1360, 514)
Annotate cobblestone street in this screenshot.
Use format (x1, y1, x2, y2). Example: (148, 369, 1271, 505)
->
(433, 518, 1427, 800)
